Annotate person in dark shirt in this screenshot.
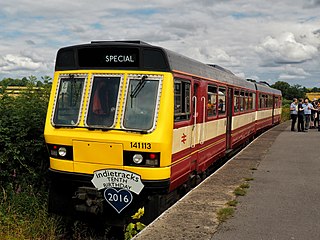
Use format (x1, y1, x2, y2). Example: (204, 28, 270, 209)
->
(297, 98, 305, 132)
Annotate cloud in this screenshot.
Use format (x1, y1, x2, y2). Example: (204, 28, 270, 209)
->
(278, 65, 311, 80)
(0, 54, 41, 72)
(255, 32, 318, 65)
(0, 1, 319, 87)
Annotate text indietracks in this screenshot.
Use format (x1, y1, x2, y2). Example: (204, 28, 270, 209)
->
(91, 169, 144, 195)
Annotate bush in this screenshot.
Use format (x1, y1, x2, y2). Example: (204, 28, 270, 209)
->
(0, 85, 51, 189)
(281, 103, 290, 122)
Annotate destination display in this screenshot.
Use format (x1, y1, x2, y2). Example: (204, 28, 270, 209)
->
(55, 43, 170, 71)
(78, 47, 139, 68)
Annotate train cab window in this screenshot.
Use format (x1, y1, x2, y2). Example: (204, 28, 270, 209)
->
(240, 91, 245, 112)
(123, 76, 160, 131)
(53, 76, 85, 126)
(174, 79, 191, 121)
(234, 90, 240, 113)
(218, 87, 226, 115)
(86, 76, 121, 127)
(207, 85, 217, 117)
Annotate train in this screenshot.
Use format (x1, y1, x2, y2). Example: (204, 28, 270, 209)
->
(44, 41, 281, 225)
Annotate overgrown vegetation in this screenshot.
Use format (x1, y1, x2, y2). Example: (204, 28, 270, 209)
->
(0, 76, 56, 239)
(0, 185, 57, 240)
(0, 76, 51, 189)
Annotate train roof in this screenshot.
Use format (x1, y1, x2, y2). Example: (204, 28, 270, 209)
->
(255, 81, 282, 95)
(55, 41, 258, 91)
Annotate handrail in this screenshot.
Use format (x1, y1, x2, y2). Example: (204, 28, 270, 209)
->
(200, 96, 206, 144)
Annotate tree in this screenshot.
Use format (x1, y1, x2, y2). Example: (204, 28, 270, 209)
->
(271, 81, 306, 100)
(271, 81, 290, 99)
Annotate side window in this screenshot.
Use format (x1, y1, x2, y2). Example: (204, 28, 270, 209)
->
(240, 91, 245, 112)
(174, 79, 191, 121)
(275, 97, 279, 108)
(265, 95, 269, 108)
(245, 92, 249, 111)
(248, 92, 253, 110)
(269, 95, 273, 108)
(207, 85, 217, 117)
(234, 90, 240, 113)
(259, 94, 265, 109)
(218, 87, 226, 115)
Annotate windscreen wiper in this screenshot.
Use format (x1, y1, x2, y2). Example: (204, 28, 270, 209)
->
(130, 75, 148, 98)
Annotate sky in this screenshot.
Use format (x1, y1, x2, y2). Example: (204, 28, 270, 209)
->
(0, 0, 320, 87)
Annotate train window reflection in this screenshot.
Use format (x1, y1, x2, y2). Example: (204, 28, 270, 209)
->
(86, 76, 121, 127)
(174, 79, 191, 121)
(123, 77, 159, 130)
(207, 85, 217, 117)
(53, 76, 85, 126)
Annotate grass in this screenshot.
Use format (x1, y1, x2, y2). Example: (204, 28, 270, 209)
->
(234, 187, 247, 196)
(0, 185, 58, 240)
(239, 183, 250, 189)
(226, 200, 238, 207)
(217, 207, 235, 222)
(244, 177, 254, 181)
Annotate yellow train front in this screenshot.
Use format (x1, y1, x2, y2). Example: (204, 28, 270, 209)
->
(45, 41, 175, 225)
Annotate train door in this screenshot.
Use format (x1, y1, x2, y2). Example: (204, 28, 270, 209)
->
(226, 87, 233, 150)
(191, 80, 202, 172)
(191, 81, 201, 148)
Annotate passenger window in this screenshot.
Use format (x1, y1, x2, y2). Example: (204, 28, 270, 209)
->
(245, 92, 249, 111)
(174, 79, 191, 121)
(218, 87, 226, 115)
(240, 91, 245, 112)
(259, 94, 265, 108)
(207, 85, 217, 117)
(248, 93, 253, 110)
(234, 90, 240, 113)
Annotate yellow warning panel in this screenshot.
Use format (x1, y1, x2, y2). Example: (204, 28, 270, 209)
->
(73, 141, 123, 165)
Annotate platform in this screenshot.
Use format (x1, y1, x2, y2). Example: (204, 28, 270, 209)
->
(134, 121, 320, 239)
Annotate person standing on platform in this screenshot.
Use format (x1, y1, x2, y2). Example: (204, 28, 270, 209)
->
(312, 99, 318, 128)
(302, 98, 313, 131)
(290, 98, 298, 131)
(297, 98, 305, 132)
(317, 101, 320, 132)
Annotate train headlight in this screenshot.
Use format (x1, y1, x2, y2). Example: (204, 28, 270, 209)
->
(132, 154, 143, 164)
(58, 147, 67, 157)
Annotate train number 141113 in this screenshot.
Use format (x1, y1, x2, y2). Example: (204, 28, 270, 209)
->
(130, 142, 151, 149)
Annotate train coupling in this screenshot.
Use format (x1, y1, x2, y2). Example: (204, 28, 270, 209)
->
(72, 187, 104, 215)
